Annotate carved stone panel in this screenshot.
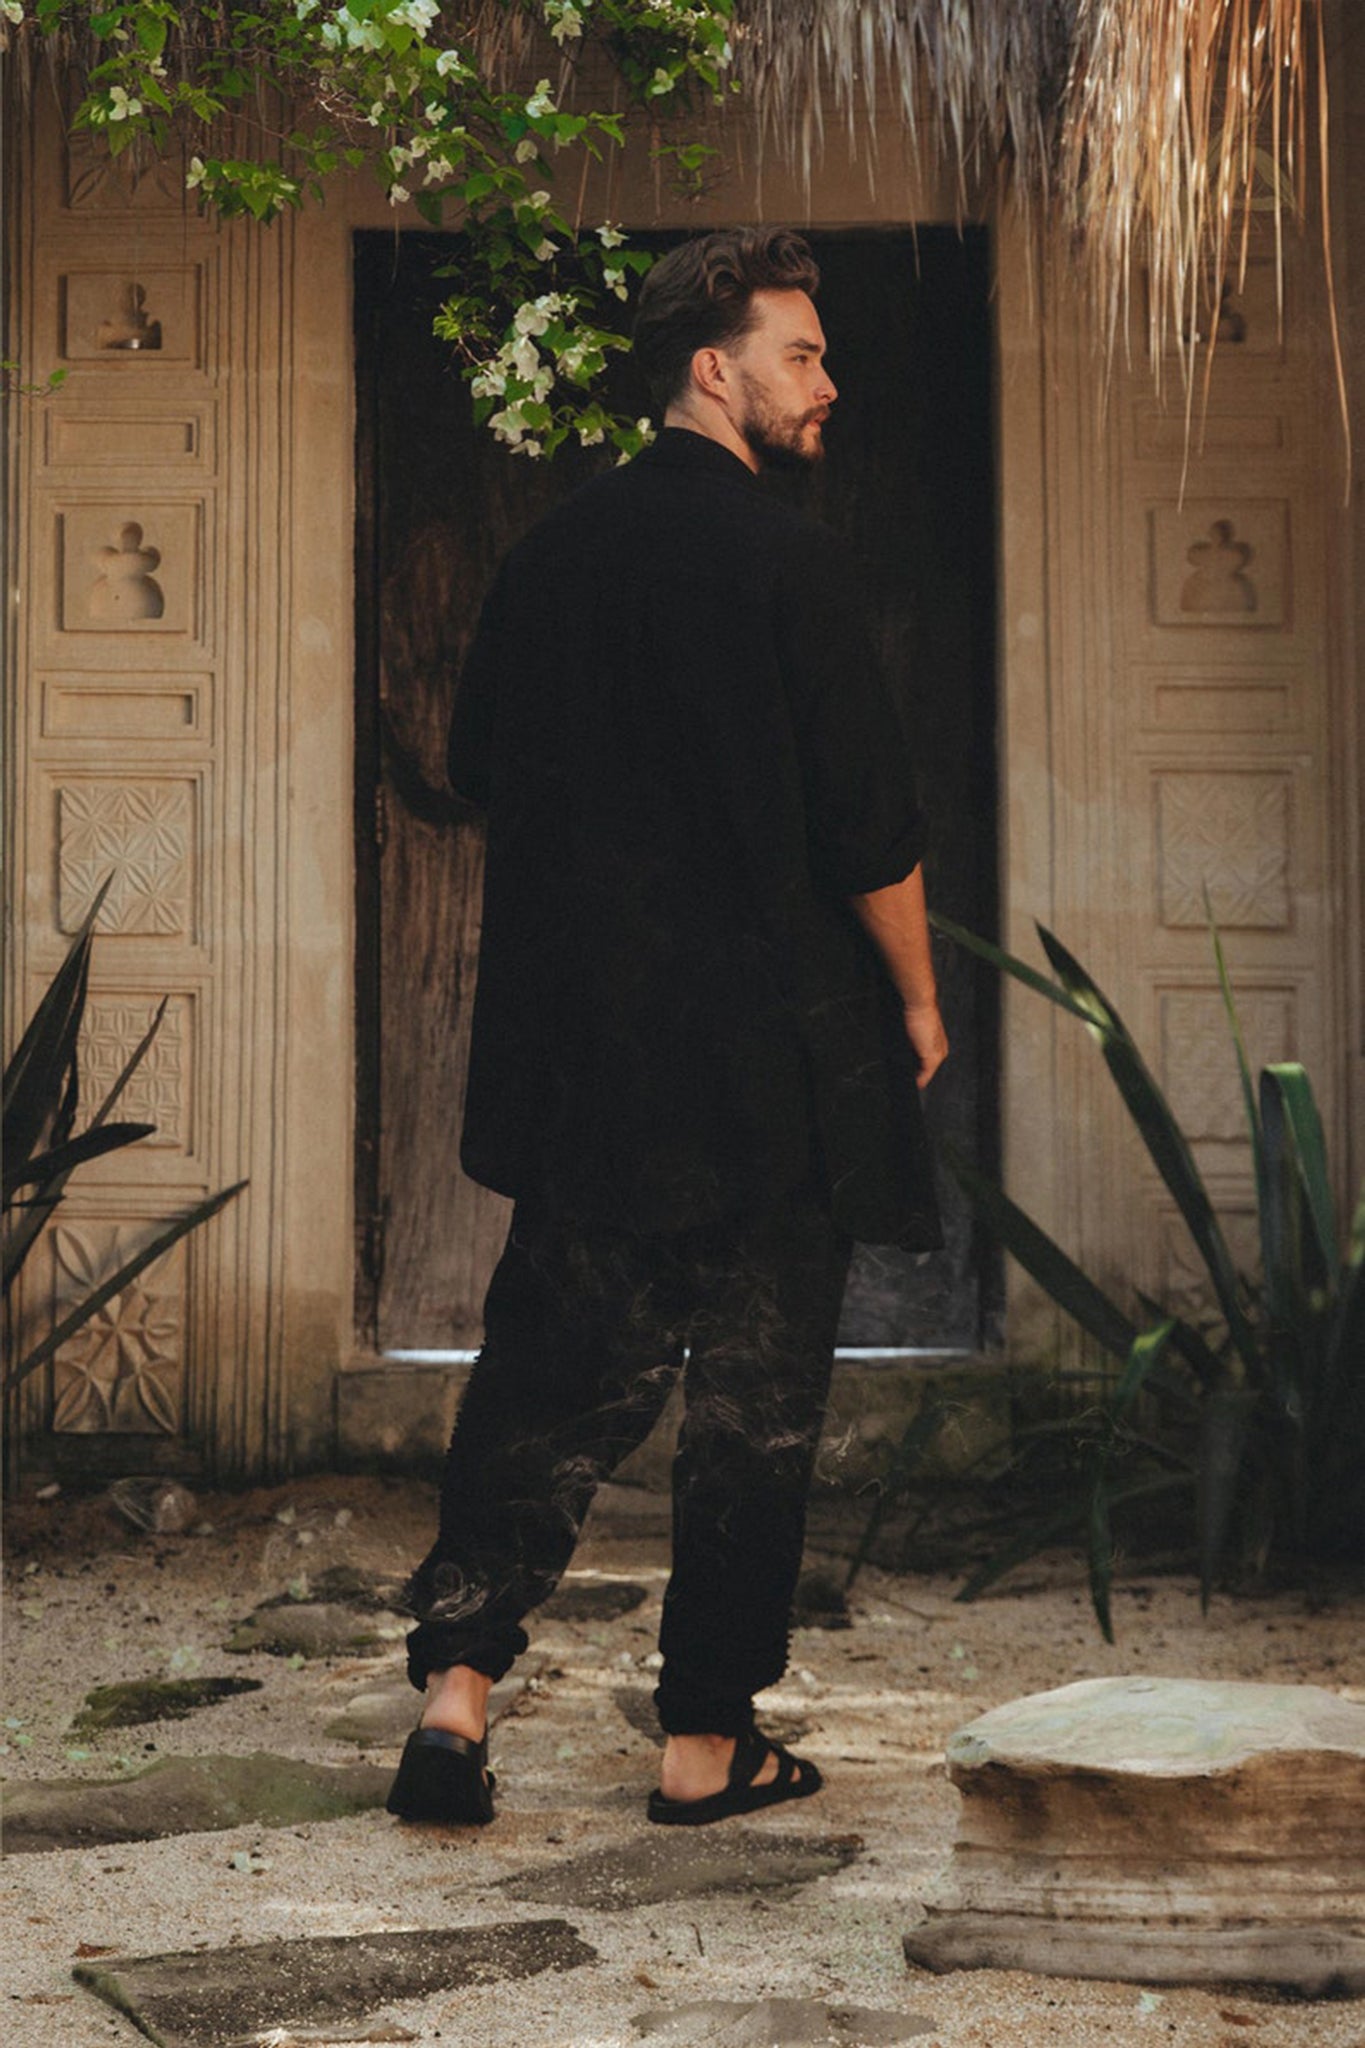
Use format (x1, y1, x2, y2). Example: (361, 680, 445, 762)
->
(60, 269, 201, 364)
(41, 674, 207, 742)
(1149, 502, 1290, 630)
(78, 991, 194, 1153)
(47, 1225, 186, 1435)
(1154, 772, 1291, 929)
(64, 134, 186, 213)
(56, 777, 197, 937)
(44, 407, 209, 471)
(55, 502, 201, 640)
(1157, 1206, 1261, 1334)
(1140, 669, 1298, 738)
(1158, 985, 1296, 1143)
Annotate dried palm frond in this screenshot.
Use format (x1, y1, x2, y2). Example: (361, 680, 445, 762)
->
(733, 0, 1347, 462)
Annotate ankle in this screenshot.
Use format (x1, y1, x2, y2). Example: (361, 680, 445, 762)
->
(420, 1664, 492, 1741)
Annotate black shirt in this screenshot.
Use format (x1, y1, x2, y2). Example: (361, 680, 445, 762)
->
(448, 426, 941, 1248)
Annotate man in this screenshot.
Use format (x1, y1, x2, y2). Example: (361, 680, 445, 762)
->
(388, 227, 947, 1829)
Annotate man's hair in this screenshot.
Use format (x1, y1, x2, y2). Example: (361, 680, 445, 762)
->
(632, 228, 820, 413)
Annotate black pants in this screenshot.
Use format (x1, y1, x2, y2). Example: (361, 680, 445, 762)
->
(403, 1181, 852, 1736)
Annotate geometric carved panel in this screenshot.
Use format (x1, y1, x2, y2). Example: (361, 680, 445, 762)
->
(1155, 772, 1290, 928)
(79, 992, 192, 1150)
(1158, 1207, 1261, 1336)
(56, 502, 199, 635)
(1158, 986, 1295, 1141)
(48, 1226, 186, 1435)
(1149, 501, 1289, 628)
(57, 780, 194, 936)
(64, 134, 185, 213)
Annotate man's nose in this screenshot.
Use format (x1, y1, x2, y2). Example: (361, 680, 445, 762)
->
(815, 366, 837, 403)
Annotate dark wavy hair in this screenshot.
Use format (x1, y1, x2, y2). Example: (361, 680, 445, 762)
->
(632, 228, 821, 413)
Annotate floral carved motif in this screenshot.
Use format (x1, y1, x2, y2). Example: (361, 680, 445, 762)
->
(1155, 774, 1290, 929)
(1159, 988, 1294, 1142)
(58, 781, 192, 936)
(49, 1227, 184, 1435)
(79, 995, 188, 1149)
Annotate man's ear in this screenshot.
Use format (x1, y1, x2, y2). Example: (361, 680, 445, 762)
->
(689, 345, 732, 404)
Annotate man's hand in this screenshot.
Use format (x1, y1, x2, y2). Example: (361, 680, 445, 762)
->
(903, 999, 949, 1090)
(849, 865, 950, 1090)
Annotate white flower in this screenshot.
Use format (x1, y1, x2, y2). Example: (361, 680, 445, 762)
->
(434, 47, 467, 77)
(525, 79, 556, 119)
(514, 138, 539, 163)
(548, 3, 583, 43)
(107, 85, 142, 121)
(508, 438, 544, 457)
(295, 0, 318, 18)
(337, 7, 385, 51)
(578, 423, 605, 446)
(423, 156, 452, 185)
(533, 237, 557, 262)
(319, 19, 341, 45)
(388, 183, 411, 204)
(510, 335, 542, 380)
(603, 264, 628, 301)
(185, 155, 207, 189)
(2, 0, 24, 19)
(648, 67, 676, 96)
(489, 404, 528, 444)
(596, 223, 625, 249)
(388, 0, 439, 31)
(470, 367, 507, 399)
(513, 301, 551, 337)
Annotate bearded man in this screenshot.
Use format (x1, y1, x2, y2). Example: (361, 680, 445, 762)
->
(389, 227, 947, 1829)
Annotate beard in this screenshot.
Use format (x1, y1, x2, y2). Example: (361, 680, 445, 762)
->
(736, 372, 826, 472)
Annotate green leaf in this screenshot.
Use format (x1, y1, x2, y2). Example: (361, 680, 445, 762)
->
(1261, 1064, 1336, 1281)
(944, 1143, 1138, 1364)
(1086, 1462, 1115, 1643)
(1196, 1383, 1256, 1607)
(929, 912, 1097, 1026)
(3, 1124, 155, 1202)
(2, 878, 113, 1170)
(1037, 924, 1260, 1371)
(5, 1182, 248, 1395)
(1208, 895, 1268, 1211)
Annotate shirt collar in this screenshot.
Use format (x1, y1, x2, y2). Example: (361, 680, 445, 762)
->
(639, 425, 760, 487)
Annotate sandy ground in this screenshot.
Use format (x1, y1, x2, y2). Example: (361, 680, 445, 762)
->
(3, 1472, 1364, 2048)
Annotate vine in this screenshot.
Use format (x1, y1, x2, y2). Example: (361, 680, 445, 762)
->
(1, 2, 735, 453)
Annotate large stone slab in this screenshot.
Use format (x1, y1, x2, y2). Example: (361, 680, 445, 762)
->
(73, 1920, 595, 2046)
(225, 1602, 407, 1658)
(904, 1676, 1365, 1993)
(3, 1751, 391, 1853)
(633, 2000, 935, 2045)
(71, 1675, 262, 1735)
(538, 1577, 650, 1623)
(501, 1829, 861, 1910)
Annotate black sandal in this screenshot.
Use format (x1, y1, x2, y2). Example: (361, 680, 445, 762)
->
(646, 1724, 822, 1827)
(385, 1727, 495, 1826)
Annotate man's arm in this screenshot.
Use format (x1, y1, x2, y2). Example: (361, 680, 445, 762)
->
(849, 864, 949, 1090)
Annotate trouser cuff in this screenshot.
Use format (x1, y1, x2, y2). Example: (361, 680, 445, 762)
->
(404, 1621, 528, 1693)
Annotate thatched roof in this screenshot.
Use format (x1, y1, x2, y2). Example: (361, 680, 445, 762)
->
(733, 0, 1340, 414)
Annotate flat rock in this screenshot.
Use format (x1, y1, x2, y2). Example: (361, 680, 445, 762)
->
(905, 1676, 1365, 1992)
(324, 1670, 531, 1747)
(632, 1999, 934, 2044)
(224, 1602, 406, 1658)
(73, 1919, 595, 2047)
(537, 1577, 649, 1623)
(255, 1565, 407, 1614)
(71, 1675, 263, 1735)
(791, 1570, 852, 1631)
(500, 1829, 861, 1910)
(3, 1751, 391, 1854)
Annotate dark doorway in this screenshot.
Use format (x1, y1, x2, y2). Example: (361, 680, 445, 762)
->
(354, 226, 998, 1355)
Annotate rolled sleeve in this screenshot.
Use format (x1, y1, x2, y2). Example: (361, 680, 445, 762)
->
(778, 527, 925, 895)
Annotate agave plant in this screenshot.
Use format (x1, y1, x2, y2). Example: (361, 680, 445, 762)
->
(932, 909, 1364, 1639)
(3, 881, 245, 1397)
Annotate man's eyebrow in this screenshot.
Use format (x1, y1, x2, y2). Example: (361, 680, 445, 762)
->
(786, 337, 825, 353)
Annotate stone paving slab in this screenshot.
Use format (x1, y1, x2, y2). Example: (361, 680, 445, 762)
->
(3, 1750, 391, 1853)
(73, 1919, 596, 2047)
(539, 1578, 650, 1623)
(71, 1675, 263, 1735)
(224, 1602, 407, 1659)
(324, 1669, 531, 1747)
(500, 1828, 863, 1910)
(630, 1998, 935, 2044)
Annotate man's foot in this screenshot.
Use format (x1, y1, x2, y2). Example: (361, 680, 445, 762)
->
(649, 1725, 822, 1827)
(387, 1665, 496, 1825)
(659, 1730, 779, 1804)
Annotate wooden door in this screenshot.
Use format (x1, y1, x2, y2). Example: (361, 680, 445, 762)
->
(354, 227, 998, 1352)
